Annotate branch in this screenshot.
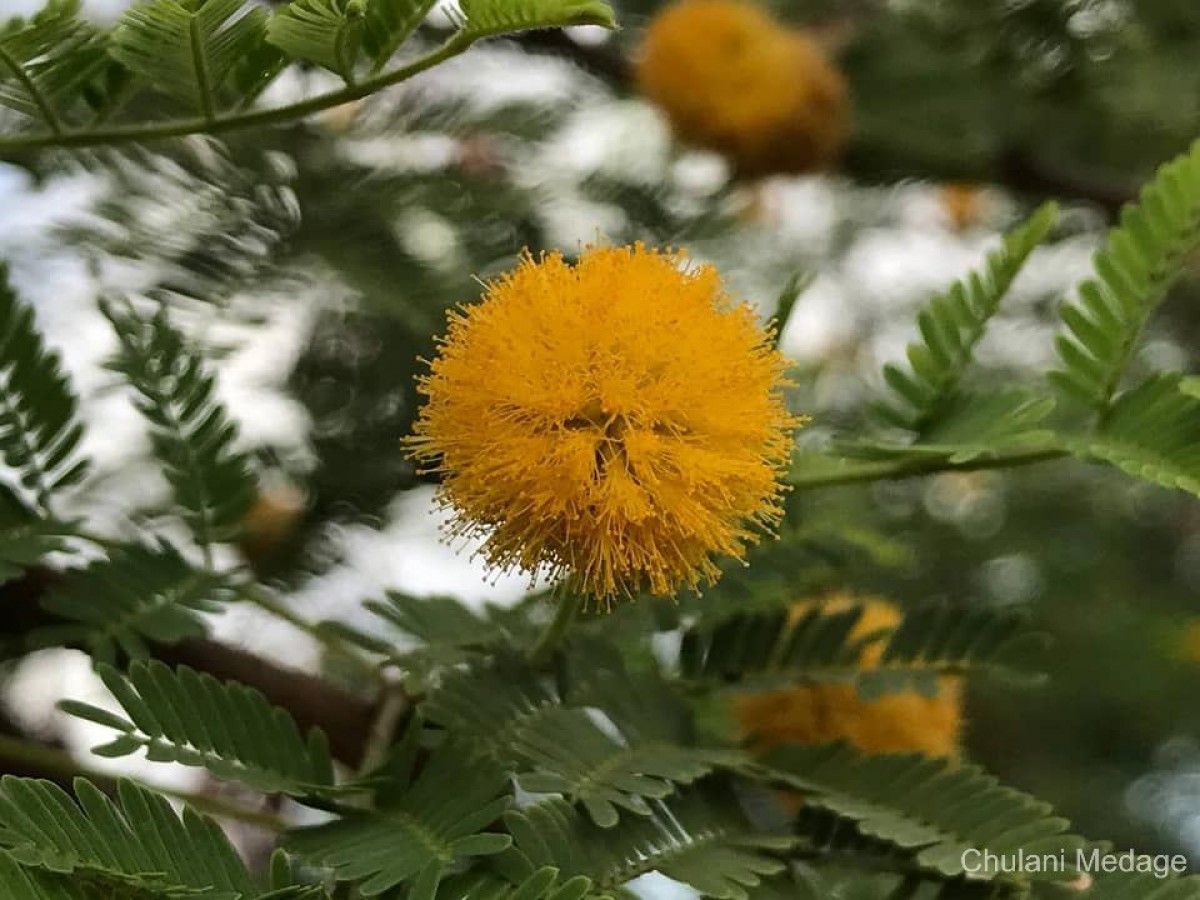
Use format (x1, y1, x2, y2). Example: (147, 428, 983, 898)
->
(789, 445, 1070, 490)
(0, 34, 475, 153)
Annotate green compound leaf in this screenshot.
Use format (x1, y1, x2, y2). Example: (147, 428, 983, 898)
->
(754, 744, 1086, 884)
(874, 202, 1057, 433)
(287, 738, 512, 897)
(0, 263, 89, 512)
(1067, 373, 1200, 497)
(31, 540, 231, 663)
(0, 777, 260, 898)
(61, 661, 335, 796)
(1050, 139, 1200, 410)
(0, 0, 108, 129)
(103, 299, 256, 552)
(110, 0, 269, 116)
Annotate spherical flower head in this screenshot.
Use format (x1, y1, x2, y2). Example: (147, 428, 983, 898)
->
(635, 0, 849, 177)
(736, 595, 963, 757)
(406, 244, 800, 606)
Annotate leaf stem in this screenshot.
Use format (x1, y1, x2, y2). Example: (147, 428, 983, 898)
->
(356, 685, 408, 777)
(189, 16, 216, 123)
(789, 446, 1070, 491)
(0, 34, 475, 153)
(528, 586, 582, 667)
(0, 733, 287, 831)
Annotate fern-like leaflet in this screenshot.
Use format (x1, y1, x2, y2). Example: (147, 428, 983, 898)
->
(30, 540, 231, 664)
(679, 602, 1043, 696)
(0, 0, 618, 150)
(499, 790, 793, 900)
(61, 661, 336, 796)
(103, 299, 256, 554)
(1086, 865, 1200, 899)
(364, 0, 440, 72)
(0, 484, 75, 587)
(1050, 139, 1200, 411)
(0, 264, 89, 512)
(0, 776, 263, 898)
(754, 743, 1085, 884)
(0, 0, 108, 132)
(874, 202, 1057, 433)
(266, 0, 366, 82)
(426, 653, 736, 828)
(1071, 373, 1200, 497)
(324, 592, 519, 687)
(437, 867, 601, 900)
(110, 0, 269, 119)
(452, 0, 616, 39)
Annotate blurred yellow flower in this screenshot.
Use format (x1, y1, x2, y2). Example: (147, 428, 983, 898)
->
(237, 480, 307, 572)
(406, 243, 800, 605)
(635, 0, 848, 177)
(939, 181, 990, 233)
(736, 595, 963, 757)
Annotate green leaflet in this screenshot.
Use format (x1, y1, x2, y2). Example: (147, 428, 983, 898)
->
(453, 0, 617, 39)
(498, 790, 793, 900)
(0, 263, 89, 512)
(425, 651, 738, 828)
(756, 744, 1086, 884)
(0, 484, 75, 586)
(1050, 139, 1200, 410)
(874, 202, 1057, 433)
(30, 540, 230, 663)
(331, 591, 520, 687)
(60, 661, 336, 797)
(265, 0, 367, 81)
(0, 777, 259, 897)
(110, 0, 269, 116)
(0, 0, 618, 146)
(1069, 373, 1200, 497)
(437, 867, 604, 900)
(679, 601, 1045, 697)
(287, 737, 513, 898)
(0, 0, 108, 129)
(103, 299, 257, 552)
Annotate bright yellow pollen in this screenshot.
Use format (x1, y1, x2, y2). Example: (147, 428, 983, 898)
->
(736, 595, 963, 758)
(406, 243, 801, 605)
(635, 0, 849, 177)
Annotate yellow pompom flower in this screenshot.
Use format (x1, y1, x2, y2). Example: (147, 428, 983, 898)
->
(406, 244, 800, 606)
(736, 595, 963, 757)
(635, 0, 849, 177)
